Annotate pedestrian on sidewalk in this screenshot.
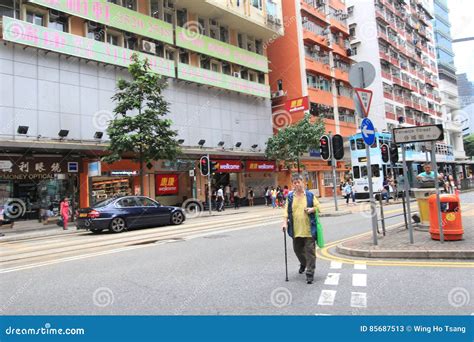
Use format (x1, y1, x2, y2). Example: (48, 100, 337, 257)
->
(60, 197, 70, 230)
(233, 188, 240, 209)
(343, 181, 353, 205)
(216, 186, 225, 212)
(247, 187, 254, 207)
(271, 187, 277, 208)
(282, 173, 321, 284)
(264, 187, 270, 206)
(225, 184, 231, 205)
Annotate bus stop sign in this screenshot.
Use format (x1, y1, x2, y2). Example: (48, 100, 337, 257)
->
(361, 118, 375, 145)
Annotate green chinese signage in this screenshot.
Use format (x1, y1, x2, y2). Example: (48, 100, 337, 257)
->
(29, 0, 173, 44)
(176, 27, 269, 73)
(2, 17, 175, 77)
(177, 63, 270, 98)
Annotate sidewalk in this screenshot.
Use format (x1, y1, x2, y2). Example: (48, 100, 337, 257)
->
(336, 209, 474, 259)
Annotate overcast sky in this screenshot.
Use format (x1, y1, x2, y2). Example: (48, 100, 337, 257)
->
(448, 0, 474, 81)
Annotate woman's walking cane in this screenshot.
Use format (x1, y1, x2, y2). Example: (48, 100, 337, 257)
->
(283, 230, 289, 282)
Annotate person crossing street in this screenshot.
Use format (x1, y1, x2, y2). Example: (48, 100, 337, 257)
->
(282, 174, 321, 284)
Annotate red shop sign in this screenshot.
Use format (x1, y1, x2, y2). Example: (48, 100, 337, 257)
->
(156, 174, 179, 195)
(214, 160, 243, 173)
(284, 96, 309, 113)
(246, 161, 276, 172)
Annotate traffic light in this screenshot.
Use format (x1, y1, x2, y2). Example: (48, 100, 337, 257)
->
(210, 161, 219, 174)
(199, 156, 209, 176)
(332, 134, 344, 160)
(381, 144, 389, 163)
(320, 135, 331, 161)
(390, 143, 399, 163)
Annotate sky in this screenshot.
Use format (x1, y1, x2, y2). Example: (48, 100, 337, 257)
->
(448, 0, 474, 81)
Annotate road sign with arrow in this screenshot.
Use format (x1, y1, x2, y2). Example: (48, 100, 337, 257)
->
(361, 118, 375, 145)
(392, 124, 444, 144)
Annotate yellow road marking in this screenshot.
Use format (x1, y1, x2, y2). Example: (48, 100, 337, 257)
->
(317, 224, 474, 268)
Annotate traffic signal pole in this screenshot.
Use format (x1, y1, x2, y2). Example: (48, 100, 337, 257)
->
(207, 154, 212, 216)
(329, 133, 339, 212)
(366, 143, 378, 246)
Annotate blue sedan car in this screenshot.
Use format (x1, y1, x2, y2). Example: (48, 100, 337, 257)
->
(76, 196, 185, 233)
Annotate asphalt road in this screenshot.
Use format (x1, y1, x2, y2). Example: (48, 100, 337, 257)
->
(1, 194, 473, 315)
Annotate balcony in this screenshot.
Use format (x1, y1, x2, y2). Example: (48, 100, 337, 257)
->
(1, 17, 175, 77)
(301, 1, 330, 24)
(337, 95, 355, 110)
(385, 111, 396, 120)
(176, 27, 268, 73)
(394, 95, 405, 104)
(390, 57, 400, 67)
(392, 76, 402, 86)
(379, 51, 391, 62)
(332, 42, 349, 58)
(303, 29, 332, 50)
(177, 63, 270, 98)
(308, 88, 333, 107)
(334, 68, 349, 83)
(375, 10, 389, 24)
(406, 117, 415, 125)
(378, 30, 389, 42)
(305, 57, 332, 78)
(381, 70, 392, 80)
(384, 92, 394, 100)
(325, 118, 357, 137)
(329, 18, 349, 35)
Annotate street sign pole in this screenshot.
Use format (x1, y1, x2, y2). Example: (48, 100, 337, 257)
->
(366, 144, 378, 246)
(207, 154, 212, 216)
(430, 142, 445, 243)
(329, 133, 339, 212)
(401, 144, 414, 244)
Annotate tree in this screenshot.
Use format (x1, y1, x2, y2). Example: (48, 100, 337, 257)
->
(265, 113, 326, 172)
(464, 134, 474, 158)
(103, 54, 181, 195)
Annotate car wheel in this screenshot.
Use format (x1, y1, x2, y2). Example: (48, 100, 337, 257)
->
(171, 211, 184, 225)
(90, 229, 102, 234)
(109, 217, 127, 233)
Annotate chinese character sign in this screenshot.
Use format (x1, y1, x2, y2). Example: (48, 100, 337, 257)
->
(155, 174, 179, 195)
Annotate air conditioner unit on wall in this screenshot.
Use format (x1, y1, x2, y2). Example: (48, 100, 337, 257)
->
(141, 40, 156, 55)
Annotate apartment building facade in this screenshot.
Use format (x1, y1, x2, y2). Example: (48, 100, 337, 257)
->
(0, 0, 283, 219)
(433, 0, 465, 160)
(267, 0, 356, 197)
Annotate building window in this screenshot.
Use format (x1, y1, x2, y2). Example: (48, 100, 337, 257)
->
(201, 56, 210, 70)
(176, 9, 187, 27)
(106, 31, 121, 46)
(1, 0, 19, 18)
(87, 22, 105, 42)
(26, 11, 44, 26)
(323, 172, 340, 187)
(222, 63, 231, 75)
(179, 50, 189, 64)
(252, 0, 263, 10)
(124, 34, 137, 50)
(211, 61, 221, 73)
(48, 12, 68, 32)
(164, 11, 174, 24)
(255, 39, 263, 54)
(238, 33, 245, 49)
(165, 48, 175, 61)
(150, 0, 160, 18)
(220, 26, 229, 43)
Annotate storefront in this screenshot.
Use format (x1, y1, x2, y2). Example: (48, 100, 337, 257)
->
(243, 161, 277, 200)
(0, 156, 80, 220)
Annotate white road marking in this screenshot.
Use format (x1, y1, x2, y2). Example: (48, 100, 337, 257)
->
(324, 273, 341, 286)
(354, 262, 367, 270)
(350, 292, 367, 308)
(352, 273, 367, 287)
(330, 261, 342, 269)
(317, 290, 337, 306)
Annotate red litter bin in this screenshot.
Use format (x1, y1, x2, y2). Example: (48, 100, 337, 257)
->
(428, 194, 463, 241)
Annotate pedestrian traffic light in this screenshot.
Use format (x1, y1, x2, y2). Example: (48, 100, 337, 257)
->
(210, 161, 219, 174)
(320, 135, 331, 161)
(381, 144, 389, 163)
(332, 134, 344, 160)
(390, 143, 399, 163)
(199, 156, 209, 176)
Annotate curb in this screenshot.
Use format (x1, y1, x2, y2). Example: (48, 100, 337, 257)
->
(336, 244, 474, 259)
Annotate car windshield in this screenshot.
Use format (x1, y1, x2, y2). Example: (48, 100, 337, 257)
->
(93, 198, 116, 208)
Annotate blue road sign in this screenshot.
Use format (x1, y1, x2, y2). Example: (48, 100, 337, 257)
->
(361, 118, 375, 145)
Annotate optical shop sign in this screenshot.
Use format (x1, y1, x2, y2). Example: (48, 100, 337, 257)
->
(0, 158, 80, 180)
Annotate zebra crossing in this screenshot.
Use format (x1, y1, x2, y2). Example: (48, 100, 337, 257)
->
(315, 261, 369, 310)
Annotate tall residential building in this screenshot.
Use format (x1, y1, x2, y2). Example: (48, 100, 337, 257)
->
(456, 73, 474, 136)
(347, 0, 443, 133)
(433, 0, 465, 159)
(268, 0, 356, 197)
(0, 0, 283, 219)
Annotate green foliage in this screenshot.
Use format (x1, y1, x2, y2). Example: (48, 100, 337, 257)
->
(103, 54, 181, 193)
(265, 113, 326, 171)
(464, 134, 474, 157)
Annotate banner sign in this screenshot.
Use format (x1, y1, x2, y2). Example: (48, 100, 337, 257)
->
(2, 17, 175, 77)
(177, 63, 270, 98)
(285, 96, 309, 113)
(213, 160, 242, 173)
(156, 174, 179, 195)
(176, 27, 268, 73)
(28, 0, 173, 44)
(0, 157, 81, 180)
(246, 161, 276, 172)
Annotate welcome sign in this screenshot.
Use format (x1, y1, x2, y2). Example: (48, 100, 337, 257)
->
(2, 17, 175, 77)
(28, 0, 173, 44)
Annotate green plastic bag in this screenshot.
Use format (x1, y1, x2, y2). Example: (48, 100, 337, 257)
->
(316, 209, 325, 248)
